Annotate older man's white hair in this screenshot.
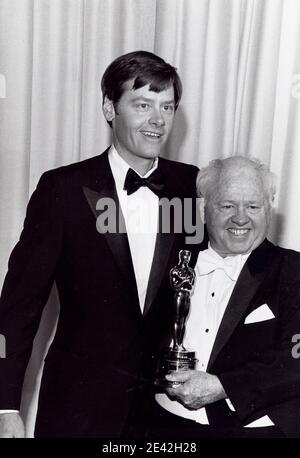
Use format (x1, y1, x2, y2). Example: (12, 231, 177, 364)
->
(196, 155, 277, 205)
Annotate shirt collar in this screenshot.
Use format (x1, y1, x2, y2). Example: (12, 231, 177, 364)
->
(108, 145, 158, 190)
(195, 242, 252, 281)
(206, 242, 251, 264)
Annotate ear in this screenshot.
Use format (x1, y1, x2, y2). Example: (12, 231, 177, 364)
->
(102, 96, 116, 122)
(199, 197, 206, 224)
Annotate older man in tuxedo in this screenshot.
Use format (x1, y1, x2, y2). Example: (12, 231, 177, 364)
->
(0, 51, 199, 437)
(148, 156, 300, 438)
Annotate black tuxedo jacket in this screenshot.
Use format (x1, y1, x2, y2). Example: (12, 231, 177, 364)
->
(150, 239, 300, 437)
(0, 148, 198, 437)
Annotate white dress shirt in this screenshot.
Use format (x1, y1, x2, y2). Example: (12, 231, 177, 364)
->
(156, 244, 274, 428)
(108, 145, 159, 312)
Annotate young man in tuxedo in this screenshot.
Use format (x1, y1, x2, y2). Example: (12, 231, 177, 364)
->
(148, 156, 300, 438)
(0, 51, 199, 437)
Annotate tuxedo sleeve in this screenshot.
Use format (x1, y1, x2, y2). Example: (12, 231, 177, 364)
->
(0, 171, 64, 409)
(218, 256, 300, 423)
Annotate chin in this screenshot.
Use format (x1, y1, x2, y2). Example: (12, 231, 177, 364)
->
(147, 147, 161, 155)
(142, 151, 161, 160)
(227, 244, 251, 254)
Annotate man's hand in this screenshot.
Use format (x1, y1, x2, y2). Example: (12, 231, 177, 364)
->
(165, 370, 227, 410)
(0, 413, 25, 438)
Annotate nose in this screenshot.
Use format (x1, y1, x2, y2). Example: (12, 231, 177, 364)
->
(231, 207, 249, 225)
(149, 108, 165, 127)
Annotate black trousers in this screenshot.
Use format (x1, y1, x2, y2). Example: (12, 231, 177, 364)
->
(145, 401, 285, 439)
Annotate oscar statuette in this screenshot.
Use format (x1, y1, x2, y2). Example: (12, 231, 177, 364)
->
(155, 249, 197, 387)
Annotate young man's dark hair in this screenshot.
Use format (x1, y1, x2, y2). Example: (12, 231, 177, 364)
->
(101, 50, 182, 127)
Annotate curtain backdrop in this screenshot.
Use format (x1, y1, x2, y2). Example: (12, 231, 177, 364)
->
(1, 0, 300, 436)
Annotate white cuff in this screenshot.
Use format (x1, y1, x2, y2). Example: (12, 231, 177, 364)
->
(0, 410, 19, 414)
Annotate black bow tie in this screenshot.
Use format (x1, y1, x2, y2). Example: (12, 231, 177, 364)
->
(123, 168, 165, 197)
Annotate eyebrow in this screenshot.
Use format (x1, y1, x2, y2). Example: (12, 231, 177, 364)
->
(217, 200, 262, 204)
(131, 96, 175, 104)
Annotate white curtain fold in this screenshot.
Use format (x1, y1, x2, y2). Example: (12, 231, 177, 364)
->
(1, 0, 300, 436)
(269, 0, 300, 248)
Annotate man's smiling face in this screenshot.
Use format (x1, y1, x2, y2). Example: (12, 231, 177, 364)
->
(103, 81, 175, 173)
(204, 165, 271, 257)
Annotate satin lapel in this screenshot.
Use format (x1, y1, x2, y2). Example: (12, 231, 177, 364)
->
(142, 159, 181, 317)
(142, 161, 176, 317)
(142, 169, 207, 317)
(143, 232, 175, 317)
(81, 152, 139, 303)
(207, 240, 272, 370)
